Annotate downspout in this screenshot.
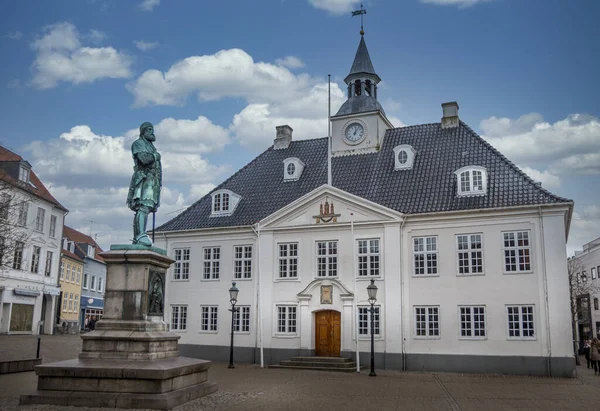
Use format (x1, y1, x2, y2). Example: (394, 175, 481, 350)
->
(161, 232, 169, 324)
(400, 216, 407, 371)
(251, 222, 264, 368)
(538, 206, 552, 376)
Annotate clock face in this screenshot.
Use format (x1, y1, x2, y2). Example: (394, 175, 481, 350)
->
(345, 122, 364, 143)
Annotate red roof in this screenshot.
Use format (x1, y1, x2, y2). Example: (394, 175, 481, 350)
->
(63, 225, 105, 262)
(62, 248, 83, 262)
(0, 145, 68, 212)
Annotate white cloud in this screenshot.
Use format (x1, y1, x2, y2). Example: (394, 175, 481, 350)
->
(154, 116, 231, 154)
(189, 183, 216, 200)
(307, 0, 360, 15)
(420, 0, 490, 7)
(134, 40, 158, 51)
(275, 56, 305, 69)
(6, 31, 23, 40)
(518, 166, 561, 189)
(481, 113, 600, 174)
(139, 0, 160, 11)
(31, 22, 132, 89)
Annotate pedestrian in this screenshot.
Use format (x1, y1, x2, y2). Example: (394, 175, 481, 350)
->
(584, 339, 592, 368)
(84, 315, 89, 330)
(88, 316, 96, 331)
(591, 338, 600, 375)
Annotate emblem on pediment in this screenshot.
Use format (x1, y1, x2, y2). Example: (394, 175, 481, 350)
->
(313, 198, 341, 224)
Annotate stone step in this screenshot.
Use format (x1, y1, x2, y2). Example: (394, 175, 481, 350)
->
(288, 356, 353, 363)
(279, 360, 356, 368)
(269, 365, 358, 373)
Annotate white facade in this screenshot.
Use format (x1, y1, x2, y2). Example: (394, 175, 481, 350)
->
(0, 188, 65, 335)
(157, 186, 574, 376)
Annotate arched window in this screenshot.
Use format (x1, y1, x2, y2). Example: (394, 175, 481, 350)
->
(354, 79, 362, 96)
(365, 80, 372, 96)
(211, 190, 241, 216)
(455, 166, 487, 196)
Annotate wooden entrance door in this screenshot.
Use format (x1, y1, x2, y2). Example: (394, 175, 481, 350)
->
(315, 310, 341, 357)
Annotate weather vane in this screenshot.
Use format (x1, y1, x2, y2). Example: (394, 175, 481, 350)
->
(351, 3, 367, 35)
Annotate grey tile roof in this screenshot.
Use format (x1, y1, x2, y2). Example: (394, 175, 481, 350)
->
(334, 95, 386, 117)
(345, 36, 380, 82)
(156, 122, 571, 232)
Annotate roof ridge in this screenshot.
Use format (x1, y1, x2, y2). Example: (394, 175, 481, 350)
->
(459, 121, 572, 203)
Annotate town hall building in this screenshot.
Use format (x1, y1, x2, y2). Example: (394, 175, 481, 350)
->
(155, 34, 575, 376)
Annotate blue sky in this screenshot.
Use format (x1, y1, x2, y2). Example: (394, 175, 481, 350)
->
(1, 0, 598, 254)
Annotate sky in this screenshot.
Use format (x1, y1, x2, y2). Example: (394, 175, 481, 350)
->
(0, 0, 598, 255)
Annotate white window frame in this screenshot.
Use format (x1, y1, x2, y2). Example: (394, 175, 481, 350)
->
(68, 293, 73, 312)
(202, 247, 220, 281)
(18, 202, 28, 227)
(506, 305, 536, 340)
(200, 306, 219, 332)
(171, 305, 188, 331)
(275, 305, 298, 336)
(278, 243, 299, 280)
(0, 193, 10, 220)
(592, 267, 597, 280)
(173, 248, 190, 281)
(60, 260, 65, 280)
(456, 233, 484, 276)
(35, 207, 45, 232)
(233, 306, 251, 333)
(413, 236, 438, 276)
(87, 245, 95, 258)
(393, 144, 417, 170)
(458, 305, 486, 339)
(19, 166, 30, 183)
(83, 273, 89, 289)
(49, 215, 57, 238)
(502, 230, 532, 274)
(455, 166, 487, 196)
(13, 241, 24, 270)
(97, 277, 103, 293)
(316, 240, 338, 278)
(76, 266, 81, 284)
(210, 189, 241, 217)
(31, 246, 41, 273)
(283, 157, 306, 181)
(74, 294, 79, 311)
(358, 305, 381, 339)
(234, 245, 253, 280)
(414, 306, 440, 339)
(90, 275, 96, 291)
(45, 251, 53, 277)
(62, 293, 68, 311)
(357, 238, 381, 278)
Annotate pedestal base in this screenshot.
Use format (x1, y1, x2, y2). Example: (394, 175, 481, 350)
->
(19, 357, 218, 410)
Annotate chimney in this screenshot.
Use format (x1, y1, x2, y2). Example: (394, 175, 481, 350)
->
(441, 102, 459, 129)
(274, 125, 293, 150)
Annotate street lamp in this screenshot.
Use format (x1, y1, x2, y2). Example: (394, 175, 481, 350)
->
(367, 279, 378, 377)
(228, 282, 239, 369)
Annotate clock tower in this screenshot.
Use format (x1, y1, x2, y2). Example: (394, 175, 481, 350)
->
(331, 34, 393, 156)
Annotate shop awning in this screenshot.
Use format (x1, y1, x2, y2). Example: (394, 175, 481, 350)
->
(13, 289, 40, 297)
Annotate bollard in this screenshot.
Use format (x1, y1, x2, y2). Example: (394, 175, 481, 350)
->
(36, 337, 41, 359)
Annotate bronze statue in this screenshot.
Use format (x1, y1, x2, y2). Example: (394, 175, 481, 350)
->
(127, 122, 162, 246)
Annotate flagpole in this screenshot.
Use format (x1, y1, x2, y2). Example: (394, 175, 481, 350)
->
(327, 74, 332, 186)
(351, 212, 360, 372)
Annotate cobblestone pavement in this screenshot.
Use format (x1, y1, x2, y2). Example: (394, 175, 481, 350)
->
(1, 335, 600, 410)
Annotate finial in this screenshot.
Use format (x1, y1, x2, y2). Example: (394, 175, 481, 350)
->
(360, 29, 365, 36)
(352, 3, 367, 35)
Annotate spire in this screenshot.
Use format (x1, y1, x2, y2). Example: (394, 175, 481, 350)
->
(344, 36, 381, 84)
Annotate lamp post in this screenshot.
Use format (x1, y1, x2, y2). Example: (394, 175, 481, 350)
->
(228, 282, 239, 369)
(367, 279, 378, 377)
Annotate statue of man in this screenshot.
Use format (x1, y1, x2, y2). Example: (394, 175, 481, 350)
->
(127, 122, 162, 246)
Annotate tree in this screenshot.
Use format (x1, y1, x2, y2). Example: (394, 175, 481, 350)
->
(0, 176, 33, 273)
(567, 256, 600, 365)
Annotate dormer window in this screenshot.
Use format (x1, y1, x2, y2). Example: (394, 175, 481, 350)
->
(283, 157, 305, 181)
(69, 242, 75, 253)
(455, 166, 488, 196)
(211, 189, 242, 217)
(19, 166, 30, 183)
(393, 145, 416, 170)
(87, 245, 95, 258)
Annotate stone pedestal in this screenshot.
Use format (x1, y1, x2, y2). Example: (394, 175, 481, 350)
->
(20, 248, 217, 410)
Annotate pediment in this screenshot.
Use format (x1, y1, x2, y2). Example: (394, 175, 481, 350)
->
(261, 185, 402, 230)
(30, 236, 46, 245)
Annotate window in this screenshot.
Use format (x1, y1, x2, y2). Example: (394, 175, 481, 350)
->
(457, 234, 483, 275)
(414, 306, 440, 338)
(171, 305, 188, 331)
(74, 295, 79, 310)
(507, 305, 535, 339)
(595, 298, 599, 311)
(66, 263, 71, 281)
(393, 145, 416, 170)
(455, 166, 487, 196)
(283, 158, 305, 181)
(357, 239, 380, 277)
(398, 150, 408, 164)
(317, 241, 338, 277)
(13, 241, 24, 270)
(592, 267, 597, 280)
(173, 248, 190, 280)
(18, 202, 28, 226)
(278, 243, 298, 279)
(358, 306, 380, 337)
(49, 215, 57, 238)
(97, 277, 103, 293)
(45, 251, 53, 277)
(87, 246, 95, 258)
(19, 166, 30, 183)
(62, 294, 68, 311)
(203, 247, 220, 280)
(31, 246, 41, 273)
(234, 306, 250, 332)
(503, 231, 531, 273)
(35, 207, 45, 232)
(83, 273, 89, 289)
(60, 261, 64, 279)
(459, 306, 486, 338)
(210, 190, 241, 216)
(214, 192, 229, 213)
(413, 236, 438, 276)
(70, 263, 75, 282)
(234, 245, 252, 279)
(90, 275, 96, 291)
(276, 306, 297, 334)
(76, 267, 81, 284)
(0, 236, 4, 265)
(68, 293, 73, 311)
(0, 193, 9, 220)
(201, 306, 218, 331)
(287, 163, 295, 175)
(69, 242, 74, 253)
